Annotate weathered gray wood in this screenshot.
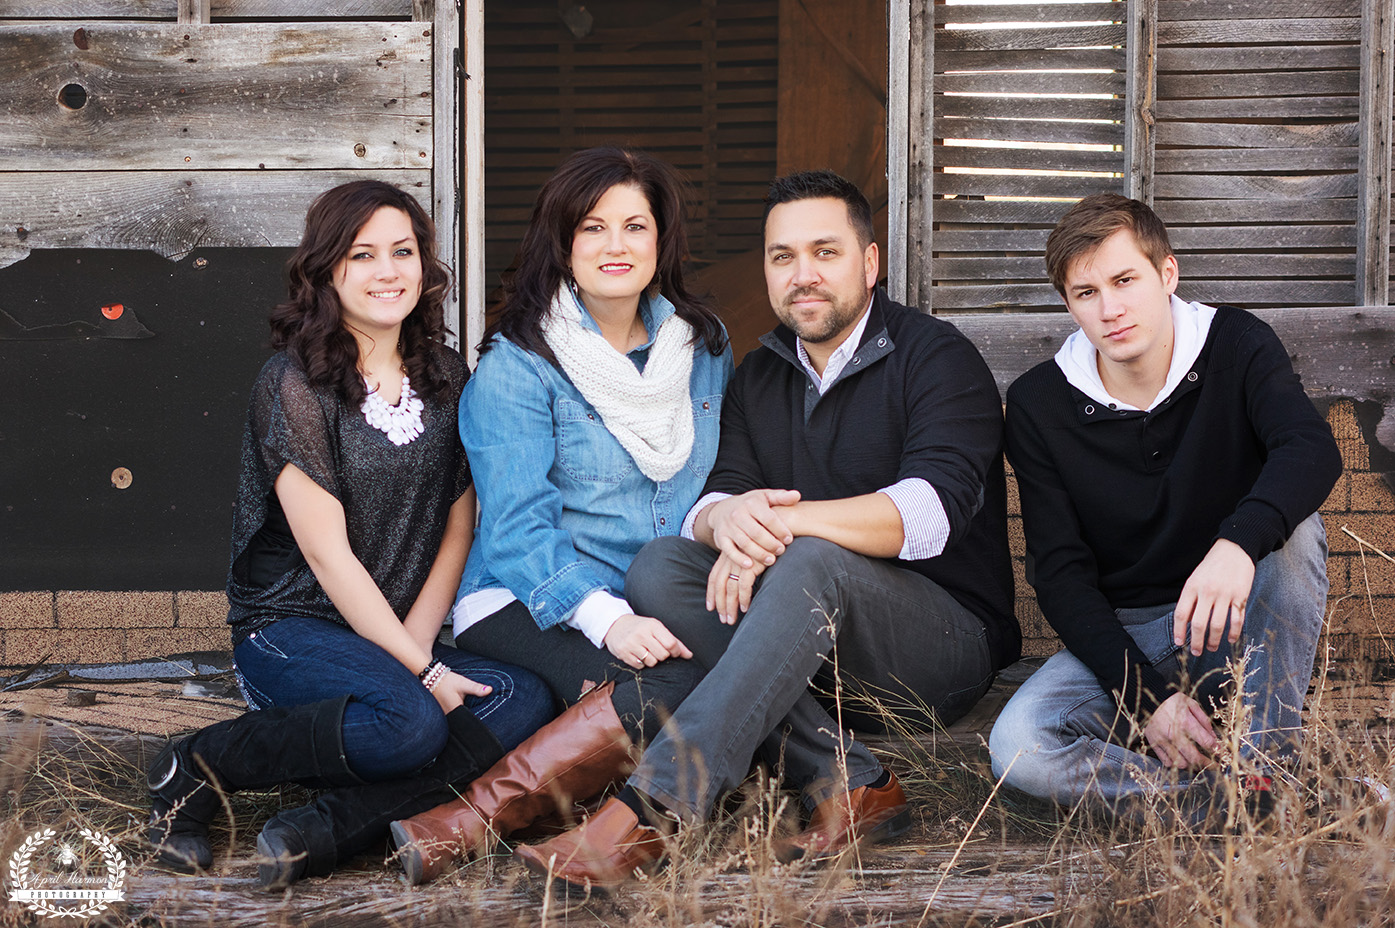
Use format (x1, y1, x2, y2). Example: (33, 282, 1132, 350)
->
(934, 172, 1117, 199)
(462, 0, 483, 360)
(935, 70, 1123, 96)
(1155, 96, 1359, 120)
(1155, 122, 1360, 149)
(1159, 18, 1361, 44)
(1154, 198, 1356, 223)
(933, 253, 1357, 281)
(1158, 45, 1361, 72)
(0, 23, 432, 171)
(928, 283, 1060, 309)
(1125, 0, 1156, 202)
(935, 94, 1122, 122)
(1355, 0, 1394, 305)
(935, 3, 1123, 26)
(1159, 70, 1359, 98)
(934, 145, 1120, 173)
(937, 118, 1121, 147)
(1165, 223, 1356, 250)
(1177, 281, 1355, 303)
(177, 0, 209, 22)
(0, 170, 430, 269)
(936, 23, 1125, 53)
(934, 200, 1079, 223)
(908, 0, 936, 310)
(1158, 0, 1360, 19)
(888, 0, 911, 304)
(430, 0, 459, 348)
(934, 229, 1053, 251)
(0, 0, 413, 15)
(1154, 173, 1358, 200)
(1153, 147, 1360, 172)
(938, 47, 1121, 72)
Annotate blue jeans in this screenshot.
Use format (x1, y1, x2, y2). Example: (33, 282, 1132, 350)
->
(625, 535, 996, 820)
(233, 615, 553, 782)
(989, 513, 1328, 817)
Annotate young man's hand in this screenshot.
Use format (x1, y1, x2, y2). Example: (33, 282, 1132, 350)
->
(1143, 691, 1217, 768)
(1173, 538, 1254, 656)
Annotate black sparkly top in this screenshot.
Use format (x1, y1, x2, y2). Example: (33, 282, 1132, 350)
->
(225, 348, 471, 645)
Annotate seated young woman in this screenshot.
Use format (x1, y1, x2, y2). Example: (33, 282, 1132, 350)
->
(388, 146, 732, 884)
(146, 180, 552, 888)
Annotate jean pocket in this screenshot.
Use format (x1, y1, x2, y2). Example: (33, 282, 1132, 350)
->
(556, 398, 635, 484)
(241, 629, 290, 661)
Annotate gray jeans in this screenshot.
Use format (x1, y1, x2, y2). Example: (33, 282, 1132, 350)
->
(624, 535, 996, 820)
(988, 512, 1328, 820)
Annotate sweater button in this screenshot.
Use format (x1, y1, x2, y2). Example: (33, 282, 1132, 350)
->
(1151, 451, 1161, 459)
(852, 356, 861, 365)
(877, 337, 887, 347)
(1187, 371, 1198, 382)
(1084, 404, 1095, 415)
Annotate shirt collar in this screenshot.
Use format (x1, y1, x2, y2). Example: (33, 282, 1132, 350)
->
(795, 296, 874, 394)
(1054, 294, 1217, 412)
(570, 287, 677, 354)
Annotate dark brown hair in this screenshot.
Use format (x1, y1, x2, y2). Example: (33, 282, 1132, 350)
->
(1045, 193, 1174, 297)
(763, 169, 875, 250)
(483, 146, 726, 361)
(269, 180, 454, 406)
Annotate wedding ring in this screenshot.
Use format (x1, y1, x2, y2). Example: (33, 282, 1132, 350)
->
(728, 573, 741, 582)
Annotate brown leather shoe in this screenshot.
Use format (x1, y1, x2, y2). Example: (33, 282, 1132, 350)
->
(389, 682, 635, 885)
(777, 769, 911, 862)
(513, 797, 665, 891)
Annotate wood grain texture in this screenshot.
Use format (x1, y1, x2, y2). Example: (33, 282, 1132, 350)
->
(936, 23, 1125, 53)
(1355, 0, 1394, 305)
(938, 47, 1121, 72)
(1155, 199, 1356, 223)
(0, 22, 432, 170)
(937, 117, 1120, 146)
(1157, 45, 1361, 72)
(933, 253, 1357, 281)
(1, 1, 413, 16)
(1165, 223, 1357, 250)
(1158, 0, 1360, 20)
(1155, 121, 1360, 149)
(935, 3, 1122, 26)
(1153, 147, 1359, 172)
(0, 169, 429, 268)
(1159, 19, 1360, 44)
(935, 69, 1123, 96)
(1154, 173, 1358, 200)
(1154, 96, 1359, 120)
(1159, 70, 1359, 98)
(935, 94, 1121, 122)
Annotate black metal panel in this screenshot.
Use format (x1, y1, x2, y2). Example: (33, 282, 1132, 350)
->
(0, 247, 292, 591)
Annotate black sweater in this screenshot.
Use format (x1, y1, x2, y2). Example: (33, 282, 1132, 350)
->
(1005, 305, 1342, 712)
(704, 289, 1019, 670)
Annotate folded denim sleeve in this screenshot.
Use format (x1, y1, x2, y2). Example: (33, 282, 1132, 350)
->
(460, 343, 612, 630)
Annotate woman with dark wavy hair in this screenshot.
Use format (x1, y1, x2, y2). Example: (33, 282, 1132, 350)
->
(146, 180, 551, 888)
(388, 147, 732, 884)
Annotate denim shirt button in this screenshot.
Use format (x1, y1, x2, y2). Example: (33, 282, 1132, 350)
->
(659, 517, 666, 525)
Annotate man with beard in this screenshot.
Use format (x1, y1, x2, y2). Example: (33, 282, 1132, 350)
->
(514, 170, 1018, 889)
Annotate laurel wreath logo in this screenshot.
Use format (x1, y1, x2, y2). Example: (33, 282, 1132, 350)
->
(7, 825, 127, 919)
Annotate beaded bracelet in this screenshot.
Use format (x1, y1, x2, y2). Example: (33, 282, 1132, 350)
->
(418, 660, 448, 692)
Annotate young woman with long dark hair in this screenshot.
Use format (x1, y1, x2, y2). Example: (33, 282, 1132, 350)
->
(388, 147, 732, 884)
(146, 180, 551, 888)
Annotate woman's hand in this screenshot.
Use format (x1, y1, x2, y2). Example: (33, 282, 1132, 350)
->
(429, 669, 494, 714)
(603, 614, 693, 669)
(706, 551, 764, 625)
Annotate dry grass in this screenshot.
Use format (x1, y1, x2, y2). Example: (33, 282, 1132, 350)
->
(3, 576, 1394, 926)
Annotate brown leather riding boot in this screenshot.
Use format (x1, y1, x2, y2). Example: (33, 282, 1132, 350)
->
(389, 681, 635, 884)
(513, 797, 666, 892)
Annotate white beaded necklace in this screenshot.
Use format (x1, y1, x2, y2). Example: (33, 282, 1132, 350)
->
(361, 372, 424, 446)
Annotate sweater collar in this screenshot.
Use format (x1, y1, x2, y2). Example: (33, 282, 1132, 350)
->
(760, 288, 894, 389)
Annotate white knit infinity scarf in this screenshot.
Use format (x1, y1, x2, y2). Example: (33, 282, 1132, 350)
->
(541, 286, 695, 482)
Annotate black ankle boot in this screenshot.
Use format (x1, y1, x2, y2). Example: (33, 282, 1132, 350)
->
(147, 695, 359, 872)
(256, 705, 504, 889)
(147, 740, 222, 872)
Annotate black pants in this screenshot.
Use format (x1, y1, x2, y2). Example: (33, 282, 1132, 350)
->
(455, 600, 704, 747)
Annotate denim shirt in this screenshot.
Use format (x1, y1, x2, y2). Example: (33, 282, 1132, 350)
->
(456, 293, 733, 631)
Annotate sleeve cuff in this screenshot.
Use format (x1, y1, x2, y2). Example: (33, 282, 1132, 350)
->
(681, 492, 732, 541)
(566, 590, 633, 648)
(878, 478, 950, 560)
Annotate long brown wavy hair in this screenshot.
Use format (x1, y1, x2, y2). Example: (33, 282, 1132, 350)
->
(270, 180, 454, 406)
(484, 146, 726, 362)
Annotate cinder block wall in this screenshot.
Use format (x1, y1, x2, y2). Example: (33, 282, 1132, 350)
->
(2, 402, 1392, 672)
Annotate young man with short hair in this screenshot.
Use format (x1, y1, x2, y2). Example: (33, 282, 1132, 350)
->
(989, 193, 1341, 818)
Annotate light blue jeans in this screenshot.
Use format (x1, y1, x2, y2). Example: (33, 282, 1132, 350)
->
(989, 513, 1328, 818)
